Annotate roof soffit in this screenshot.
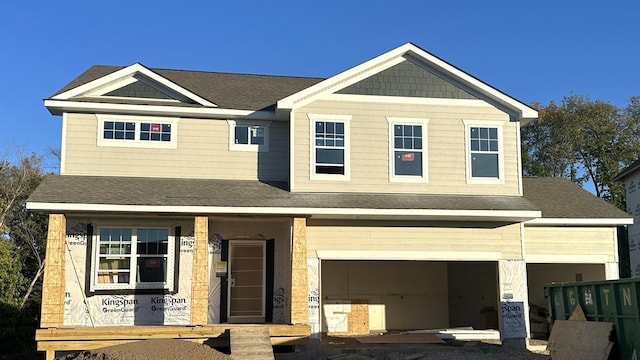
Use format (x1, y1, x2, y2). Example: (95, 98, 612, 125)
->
(277, 43, 538, 121)
(50, 63, 218, 108)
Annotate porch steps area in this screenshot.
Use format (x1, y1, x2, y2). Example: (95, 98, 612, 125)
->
(230, 327, 275, 360)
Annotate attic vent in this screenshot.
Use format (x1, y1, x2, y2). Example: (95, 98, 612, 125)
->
(105, 80, 174, 100)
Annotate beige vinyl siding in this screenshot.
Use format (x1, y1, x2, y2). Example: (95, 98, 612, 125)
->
(307, 220, 523, 259)
(293, 99, 520, 195)
(62, 113, 289, 181)
(524, 226, 617, 262)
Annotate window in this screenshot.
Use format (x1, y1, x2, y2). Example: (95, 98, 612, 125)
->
(227, 120, 270, 152)
(387, 117, 429, 182)
(315, 121, 345, 174)
(464, 120, 504, 183)
(308, 114, 351, 180)
(90, 227, 175, 291)
(97, 115, 178, 149)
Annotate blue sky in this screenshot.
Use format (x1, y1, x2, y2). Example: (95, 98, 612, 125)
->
(2, 1, 640, 172)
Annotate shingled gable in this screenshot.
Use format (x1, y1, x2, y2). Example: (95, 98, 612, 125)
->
(277, 42, 538, 122)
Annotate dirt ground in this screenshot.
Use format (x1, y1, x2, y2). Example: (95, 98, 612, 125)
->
(56, 337, 550, 360)
(56, 339, 231, 360)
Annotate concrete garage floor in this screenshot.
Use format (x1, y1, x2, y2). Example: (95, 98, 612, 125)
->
(274, 335, 550, 360)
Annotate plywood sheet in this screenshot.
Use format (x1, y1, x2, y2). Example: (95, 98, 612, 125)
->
(548, 320, 613, 360)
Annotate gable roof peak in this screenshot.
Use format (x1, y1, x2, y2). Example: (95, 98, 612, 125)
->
(51, 62, 218, 107)
(277, 42, 538, 121)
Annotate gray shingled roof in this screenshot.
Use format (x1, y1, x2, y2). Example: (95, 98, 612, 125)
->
(50, 65, 325, 111)
(522, 177, 630, 219)
(613, 158, 640, 181)
(28, 175, 538, 213)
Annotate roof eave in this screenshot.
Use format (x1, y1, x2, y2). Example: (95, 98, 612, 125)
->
(525, 218, 633, 226)
(26, 201, 541, 223)
(44, 99, 283, 121)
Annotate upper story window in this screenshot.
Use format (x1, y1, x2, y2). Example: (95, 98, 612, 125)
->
(90, 227, 176, 292)
(308, 114, 351, 180)
(463, 120, 504, 184)
(387, 117, 429, 183)
(227, 120, 270, 152)
(97, 115, 178, 149)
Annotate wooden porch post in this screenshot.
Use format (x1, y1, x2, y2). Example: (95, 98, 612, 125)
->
(191, 216, 209, 325)
(40, 213, 66, 328)
(291, 217, 309, 324)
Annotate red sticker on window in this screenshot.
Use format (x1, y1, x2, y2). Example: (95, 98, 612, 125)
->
(150, 124, 161, 132)
(146, 259, 161, 268)
(401, 153, 415, 161)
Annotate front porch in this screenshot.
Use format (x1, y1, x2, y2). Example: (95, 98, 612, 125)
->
(36, 324, 311, 360)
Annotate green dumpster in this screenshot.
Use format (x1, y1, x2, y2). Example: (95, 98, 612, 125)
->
(545, 278, 640, 359)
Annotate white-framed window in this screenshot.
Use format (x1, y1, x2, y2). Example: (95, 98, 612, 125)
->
(89, 226, 175, 292)
(308, 114, 351, 180)
(387, 117, 429, 182)
(463, 120, 504, 184)
(97, 115, 178, 149)
(227, 120, 271, 152)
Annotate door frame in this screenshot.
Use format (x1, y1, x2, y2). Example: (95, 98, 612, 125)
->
(226, 239, 266, 323)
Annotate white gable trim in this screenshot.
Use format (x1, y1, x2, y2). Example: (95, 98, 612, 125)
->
(277, 43, 537, 121)
(51, 63, 218, 107)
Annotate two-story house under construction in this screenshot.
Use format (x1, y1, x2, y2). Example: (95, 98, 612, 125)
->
(28, 43, 632, 359)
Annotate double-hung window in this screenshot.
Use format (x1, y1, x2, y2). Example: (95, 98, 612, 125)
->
(464, 120, 504, 183)
(309, 114, 351, 180)
(97, 115, 178, 149)
(227, 120, 270, 152)
(90, 227, 175, 292)
(387, 117, 429, 182)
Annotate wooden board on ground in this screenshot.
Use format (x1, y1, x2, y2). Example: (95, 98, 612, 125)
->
(547, 320, 613, 360)
(355, 333, 445, 344)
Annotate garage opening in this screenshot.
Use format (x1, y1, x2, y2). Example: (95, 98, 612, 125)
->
(320, 260, 499, 334)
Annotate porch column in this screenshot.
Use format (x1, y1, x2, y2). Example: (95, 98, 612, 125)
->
(498, 259, 530, 348)
(191, 216, 209, 325)
(40, 213, 66, 328)
(291, 217, 309, 324)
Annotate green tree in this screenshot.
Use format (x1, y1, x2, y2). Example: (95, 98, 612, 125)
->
(522, 95, 640, 210)
(0, 152, 46, 358)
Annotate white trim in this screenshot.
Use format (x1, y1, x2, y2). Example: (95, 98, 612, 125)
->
(516, 121, 523, 196)
(289, 111, 295, 191)
(463, 119, 505, 185)
(324, 94, 493, 107)
(316, 250, 502, 261)
(308, 113, 351, 181)
(227, 120, 271, 152)
(386, 117, 429, 183)
(525, 218, 633, 226)
(44, 100, 281, 121)
(525, 254, 609, 264)
(60, 113, 68, 175)
(96, 114, 178, 149)
(26, 201, 541, 220)
(277, 43, 537, 120)
(52, 63, 217, 107)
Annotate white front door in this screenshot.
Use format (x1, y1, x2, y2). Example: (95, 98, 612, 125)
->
(227, 241, 265, 323)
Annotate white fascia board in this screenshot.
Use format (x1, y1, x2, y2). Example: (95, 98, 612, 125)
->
(52, 63, 217, 107)
(277, 43, 537, 120)
(43, 100, 282, 121)
(26, 201, 541, 220)
(525, 218, 633, 226)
